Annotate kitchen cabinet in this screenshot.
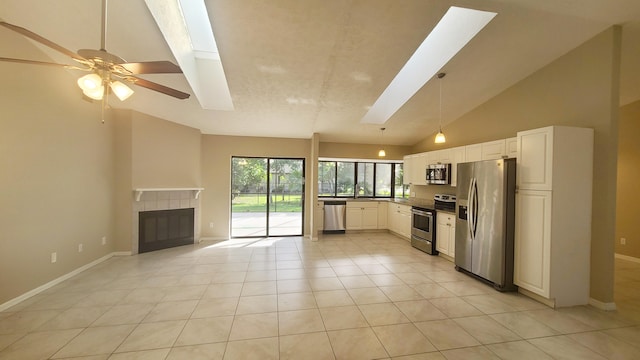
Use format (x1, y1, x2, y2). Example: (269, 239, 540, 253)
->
(448, 146, 465, 187)
(403, 153, 427, 186)
(436, 212, 456, 258)
(505, 137, 517, 158)
(377, 201, 388, 229)
(464, 144, 482, 162)
(514, 126, 593, 307)
(481, 139, 506, 160)
(514, 190, 551, 297)
(465, 140, 510, 162)
(346, 202, 378, 230)
(427, 149, 451, 164)
(387, 203, 411, 240)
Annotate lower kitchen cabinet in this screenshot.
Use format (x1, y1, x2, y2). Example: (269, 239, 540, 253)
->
(346, 202, 378, 230)
(514, 190, 551, 298)
(387, 203, 411, 239)
(436, 212, 455, 258)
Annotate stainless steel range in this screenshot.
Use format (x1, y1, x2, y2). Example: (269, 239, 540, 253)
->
(410, 206, 436, 255)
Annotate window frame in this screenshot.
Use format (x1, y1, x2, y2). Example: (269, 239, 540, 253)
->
(318, 159, 405, 199)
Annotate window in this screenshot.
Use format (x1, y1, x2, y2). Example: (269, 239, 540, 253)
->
(395, 163, 410, 199)
(318, 162, 335, 196)
(337, 162, 355, 197)
(375, 163, 392, 196)
(318, 160, 404, 198)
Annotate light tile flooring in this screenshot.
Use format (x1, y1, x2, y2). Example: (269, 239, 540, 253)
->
(1, 232, 640, 359)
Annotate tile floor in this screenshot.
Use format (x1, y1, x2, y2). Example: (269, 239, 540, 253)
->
(1, 232, 639, 359)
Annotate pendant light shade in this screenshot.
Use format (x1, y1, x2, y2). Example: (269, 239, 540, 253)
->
(378, 127, 386, 157)
(435, 72, 446, 144)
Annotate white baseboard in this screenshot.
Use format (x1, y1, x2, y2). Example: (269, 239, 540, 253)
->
(0, 252, 119, 312)
(589, 297, 617, 311)
(199, 236, 229, 242)
(615, 253, 640, 263)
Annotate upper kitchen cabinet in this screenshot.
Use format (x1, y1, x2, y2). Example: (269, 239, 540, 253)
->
(464, 144, 482, 162)
(427, 149, 451, 164)
(516, 126, 593, 191)
(481, 139, 506, 160)
(505, 137, 518, 158)
(449, 147, 465, 187)
(464, 140, 508, 162)
(403, 153, 427, 186)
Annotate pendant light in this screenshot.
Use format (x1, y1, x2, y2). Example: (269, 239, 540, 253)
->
(378, 127, 386, 157)
(435, 72, 446, 144)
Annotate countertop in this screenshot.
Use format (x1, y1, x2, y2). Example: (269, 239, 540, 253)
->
(318, 197, 436, 210)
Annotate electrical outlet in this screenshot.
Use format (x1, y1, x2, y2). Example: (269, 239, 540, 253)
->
(51, 252, 57, 263)
(209, 222, 214, 228)
(78, 244, 83, 252)
(621, 237, 626, 245)
(411, 192, 416, 198)
(101, 236, 106, 245)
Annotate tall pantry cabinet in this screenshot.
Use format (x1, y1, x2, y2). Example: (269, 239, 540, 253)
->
(514, 126, 593, 307)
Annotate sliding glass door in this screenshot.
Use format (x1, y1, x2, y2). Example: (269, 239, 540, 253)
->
(231, 157, 304, 237)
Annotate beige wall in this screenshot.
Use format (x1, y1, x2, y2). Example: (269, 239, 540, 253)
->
(412, 27, 621, 303)
(201, 135, 311, 239)
(113, 110, 133, 252)
(616, 100, 640, 258)
(320, 142, 411, 160)
(131, 112, 202, 188)
(0, 50, 116, 304)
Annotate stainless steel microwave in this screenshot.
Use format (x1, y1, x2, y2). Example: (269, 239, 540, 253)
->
(426, 163, 451, 185)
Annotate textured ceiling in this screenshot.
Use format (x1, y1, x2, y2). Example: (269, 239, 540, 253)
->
(2, 0, 640, 145)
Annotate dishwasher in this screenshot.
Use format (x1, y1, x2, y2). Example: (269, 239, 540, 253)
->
(323, 201, 346, 234)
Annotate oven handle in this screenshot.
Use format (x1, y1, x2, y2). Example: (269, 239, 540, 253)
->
(411, 209, 433, 217)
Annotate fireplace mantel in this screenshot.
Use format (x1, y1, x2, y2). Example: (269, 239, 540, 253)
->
(134, 188, 204, 202)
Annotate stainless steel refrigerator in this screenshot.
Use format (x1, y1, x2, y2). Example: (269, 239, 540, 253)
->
(455, 158, 517, 291)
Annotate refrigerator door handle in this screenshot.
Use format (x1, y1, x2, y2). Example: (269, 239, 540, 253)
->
(468, 177, 476, 240)
(472, 177, 479, 239)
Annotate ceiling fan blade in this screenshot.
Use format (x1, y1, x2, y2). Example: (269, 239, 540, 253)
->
(0, 57, 77, 68)
(127, 76, 190, 99)
(0, 21, 87, 62)
(119, 61, 182, 74)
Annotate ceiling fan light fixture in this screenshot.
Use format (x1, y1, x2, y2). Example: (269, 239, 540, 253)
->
(110, 80, 134, 101)
(83, 86, 104, 101)
(77, 73, 103, 92)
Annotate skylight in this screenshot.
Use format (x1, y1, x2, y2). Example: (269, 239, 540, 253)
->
(360, 6, 497, 124)
(145, 0, 234, 111)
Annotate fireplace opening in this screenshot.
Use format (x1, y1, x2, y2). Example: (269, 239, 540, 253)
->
(139, 208, 194, 253)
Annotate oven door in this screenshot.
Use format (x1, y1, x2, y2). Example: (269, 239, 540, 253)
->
(411, 208, 434, 242)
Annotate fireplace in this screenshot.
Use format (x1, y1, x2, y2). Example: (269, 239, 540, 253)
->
(138, 208, 195, 253)
(131, 188, 203, 254)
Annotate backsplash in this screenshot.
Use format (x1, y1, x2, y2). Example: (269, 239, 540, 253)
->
(411, 184, 455, 200)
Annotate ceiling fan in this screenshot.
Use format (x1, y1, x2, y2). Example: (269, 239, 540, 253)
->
(0, 0, 190, 106)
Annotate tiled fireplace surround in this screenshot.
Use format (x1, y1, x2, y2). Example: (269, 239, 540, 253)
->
(132, 190, 201, 254)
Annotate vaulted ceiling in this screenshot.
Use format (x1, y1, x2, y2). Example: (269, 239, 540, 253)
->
(2, 0, 640, 145)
